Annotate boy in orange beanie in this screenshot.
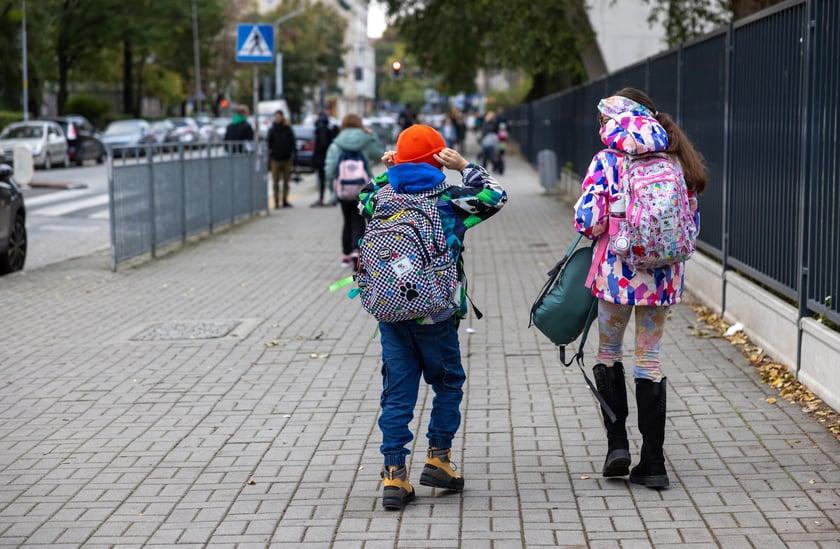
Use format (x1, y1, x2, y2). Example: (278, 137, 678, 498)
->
(357, 125, 507, 510)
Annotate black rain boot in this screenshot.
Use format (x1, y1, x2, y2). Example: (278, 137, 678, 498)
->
(630, 378, 670, 489)
(593, 362, 631, 477)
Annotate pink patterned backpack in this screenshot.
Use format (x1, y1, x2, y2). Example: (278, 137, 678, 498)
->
(612, 152, 697, 270)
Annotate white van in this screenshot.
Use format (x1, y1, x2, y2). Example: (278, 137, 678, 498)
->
(256, 100, 290, 139)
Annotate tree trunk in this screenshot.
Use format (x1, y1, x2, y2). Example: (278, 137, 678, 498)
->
(123, 38, 133, 115)
(56, 7, 71, 116)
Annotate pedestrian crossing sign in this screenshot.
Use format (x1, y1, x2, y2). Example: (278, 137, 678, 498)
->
(236, 24, 274, 63)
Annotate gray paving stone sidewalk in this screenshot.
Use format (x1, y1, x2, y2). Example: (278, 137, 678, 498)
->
(0, 143, 838, 548)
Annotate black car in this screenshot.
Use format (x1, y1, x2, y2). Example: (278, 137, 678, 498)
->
(0, 164, 26, 274)
(41, 115, 107, 166)
(292, 124, 315, 173)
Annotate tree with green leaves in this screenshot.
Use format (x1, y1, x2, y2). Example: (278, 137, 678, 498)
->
(238, 1, 346, 116)
(643, 0, 785, 47)
(383, 0, 600, 101)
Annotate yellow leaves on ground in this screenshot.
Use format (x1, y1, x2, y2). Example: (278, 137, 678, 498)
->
(689, 302, 840, 443)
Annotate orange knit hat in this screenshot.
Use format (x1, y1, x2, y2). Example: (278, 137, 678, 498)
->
(394, 124, 446, 168)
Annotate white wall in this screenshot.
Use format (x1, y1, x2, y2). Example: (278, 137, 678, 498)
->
(586, 0, 668, 72)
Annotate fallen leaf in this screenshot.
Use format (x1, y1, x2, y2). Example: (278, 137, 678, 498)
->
(766, 398, 777, 404)
(247, 477, 256, 485)
(580, 475, 590, 480)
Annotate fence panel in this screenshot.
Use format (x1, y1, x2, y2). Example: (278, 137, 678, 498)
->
(807, 0, 840, 324)
(647, 52, 680, 118)
(728, 3, 806, 298)
(682, 32, 728, 256)
(109, 143, 267, 271)
(152, 158, 183, 249)
(110, 163, 152, 266)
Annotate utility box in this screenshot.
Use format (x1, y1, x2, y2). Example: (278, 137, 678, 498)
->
(537, 149, 557, 191)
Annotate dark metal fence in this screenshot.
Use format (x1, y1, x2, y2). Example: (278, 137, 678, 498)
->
(108, 142, 268, 271)
(509, 0, 839, 327)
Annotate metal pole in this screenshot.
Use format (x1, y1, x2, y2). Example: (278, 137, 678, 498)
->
(275, 53, 283, 99)
(21, 0, 28, 121)
(252, 65, 259, 153)
(192, 1, 203, 113)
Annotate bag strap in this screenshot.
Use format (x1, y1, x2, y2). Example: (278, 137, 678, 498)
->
(558, 298, 617, 422)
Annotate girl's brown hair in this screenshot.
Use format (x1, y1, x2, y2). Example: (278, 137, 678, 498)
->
(341, 114, 363, 130)
(615, 87, 708, 194)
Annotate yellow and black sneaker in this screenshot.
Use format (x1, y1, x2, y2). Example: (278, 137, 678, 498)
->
(381, 466, 415, 510)
(419, 448, 464, 492)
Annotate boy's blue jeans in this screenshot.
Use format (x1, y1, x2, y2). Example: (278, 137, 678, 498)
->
(378, 317, 466, 467)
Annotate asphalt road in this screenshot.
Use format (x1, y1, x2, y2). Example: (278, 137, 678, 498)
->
(20, 162, 110, 272)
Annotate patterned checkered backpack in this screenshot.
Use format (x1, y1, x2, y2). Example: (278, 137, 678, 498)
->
(615, 152, 697, 270)
(355, 185, 459, 322)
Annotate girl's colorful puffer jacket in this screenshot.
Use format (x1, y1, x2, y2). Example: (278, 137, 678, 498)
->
(574, 95, 699, 306)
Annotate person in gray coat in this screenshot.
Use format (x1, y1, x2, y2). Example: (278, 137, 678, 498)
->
(325, 114, 384, 267)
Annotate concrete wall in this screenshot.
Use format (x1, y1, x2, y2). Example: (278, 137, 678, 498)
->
(685, 252, 840, 413)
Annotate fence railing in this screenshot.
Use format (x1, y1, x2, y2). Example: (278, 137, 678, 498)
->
(508, 0, 839, 327)
(108, 142, 268, 271)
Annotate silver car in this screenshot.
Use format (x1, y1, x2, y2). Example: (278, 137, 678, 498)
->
(0, 121, 69, 169)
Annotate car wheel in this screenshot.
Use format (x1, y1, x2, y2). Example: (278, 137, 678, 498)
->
(97, 148, 107, 164)
(0, 214, 27, 274)
(43, 154, 52, 171)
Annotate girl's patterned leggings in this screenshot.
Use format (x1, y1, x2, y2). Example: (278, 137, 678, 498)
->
(596, 300, 668, 382)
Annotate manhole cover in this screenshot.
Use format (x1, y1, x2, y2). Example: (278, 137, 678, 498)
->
(132, 320, 241, 341)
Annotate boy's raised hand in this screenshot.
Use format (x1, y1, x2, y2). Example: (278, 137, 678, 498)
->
(381, 150, 397, 168)
(433, 148, 469, 172)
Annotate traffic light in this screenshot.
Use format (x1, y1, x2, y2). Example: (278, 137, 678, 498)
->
(391, 60, 403, 78)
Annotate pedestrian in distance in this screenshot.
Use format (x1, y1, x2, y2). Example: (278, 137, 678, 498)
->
(267, 110, 296, 209)
(479, 111, 498, 171)
(357, 125, 507, 510)
(311, 112, 336, 207)
(574, 87, 707, 489)
(397, 103, 415, 132)
(324, 114, 384, 267)
(223, 105, 254, 154)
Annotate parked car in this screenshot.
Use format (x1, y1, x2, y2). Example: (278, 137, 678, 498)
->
(0, 121, 69, 169)
(166, 117, 201, 144)
(151, 119, 179, 151)
(212, 117, 232, 141)
(40, 115, 106, 166)
(292, 124, 315, 173)
(0, 163, 26, 274)
(196, 119, 219, 144)
(364, 115, 399, 149)
(102, 119, 156, 157)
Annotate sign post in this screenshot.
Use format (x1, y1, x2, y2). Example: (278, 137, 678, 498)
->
(236, 23, 275, 153)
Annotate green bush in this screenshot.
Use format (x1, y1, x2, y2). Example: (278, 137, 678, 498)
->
(66, 94, 111, 128)
(0, 111, 23, 134)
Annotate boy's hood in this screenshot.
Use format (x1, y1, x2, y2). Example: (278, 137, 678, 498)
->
(387, 163, 446, 193)
(598, 95, 669, 154)
(333, 128, 375, 151)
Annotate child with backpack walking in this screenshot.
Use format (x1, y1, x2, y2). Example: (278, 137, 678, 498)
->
(574, 88, 707, 489)
(356, 125, 507, 510)
(325, 114, 384, 267)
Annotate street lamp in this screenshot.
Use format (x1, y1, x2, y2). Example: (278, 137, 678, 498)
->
(274, 8, 305, 99)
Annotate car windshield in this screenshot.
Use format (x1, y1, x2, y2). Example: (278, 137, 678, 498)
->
(151, 122, 169, 130)
(169, 119, 191, 128)
(1, 125, 44, 139)
(105, 121, 144, 136)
